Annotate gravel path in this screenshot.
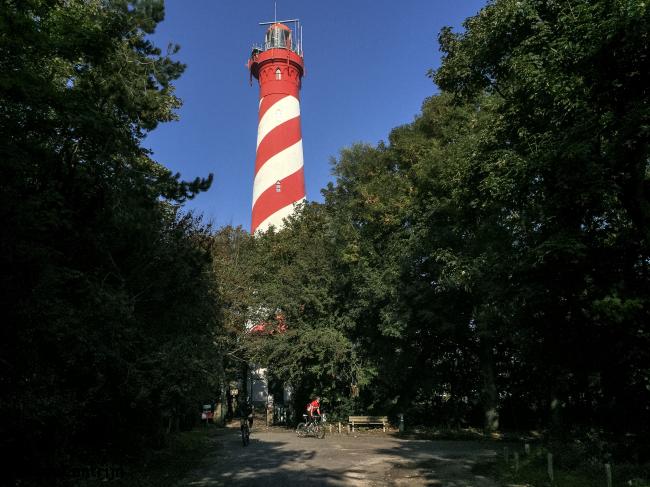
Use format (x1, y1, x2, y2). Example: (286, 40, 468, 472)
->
(177, 424, 499, 487)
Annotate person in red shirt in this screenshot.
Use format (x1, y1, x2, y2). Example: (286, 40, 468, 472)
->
(306, 396, 321, 418)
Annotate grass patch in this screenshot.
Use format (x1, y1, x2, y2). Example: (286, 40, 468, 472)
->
(397, 426, 489, 441)
(73, 427, 219, 487)
(485, 444, 650, 487)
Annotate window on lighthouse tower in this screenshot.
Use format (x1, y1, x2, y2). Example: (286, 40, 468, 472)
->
(275, 180, 282, 192)
(275, 68, 282, 80)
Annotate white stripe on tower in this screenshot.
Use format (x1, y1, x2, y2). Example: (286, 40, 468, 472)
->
(252, 140, 303, 205)
(255, 196, 306, 233)
(251, 93, 305, 233)
(256, 96, 300, 148)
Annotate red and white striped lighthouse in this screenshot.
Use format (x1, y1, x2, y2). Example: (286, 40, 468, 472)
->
(248, 20, 305, 233)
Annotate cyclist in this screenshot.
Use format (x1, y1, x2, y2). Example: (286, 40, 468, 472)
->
(306, 396, 321, 422)
(296, 396, 326, 438)
(238, 399, 253, 446)
(240, 400, 253, 428)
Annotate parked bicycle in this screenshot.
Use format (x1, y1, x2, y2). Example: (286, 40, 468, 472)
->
(296, 413, 326, 439)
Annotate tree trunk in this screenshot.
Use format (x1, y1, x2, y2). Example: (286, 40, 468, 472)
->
(241, 362, 249, 401)
(479, 335, 499, 433)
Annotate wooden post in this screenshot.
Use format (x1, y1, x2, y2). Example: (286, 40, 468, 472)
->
(329, 424, 333, 434)
(547, 453, 554, 483)
(399, 413, 404, 433)
(338, 422, 341, 434)
(605, 463, 612, 487)
(514, 452, 519, 472)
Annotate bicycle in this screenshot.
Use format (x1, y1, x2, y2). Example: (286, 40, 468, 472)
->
(240, 416, 251, 446)
(296, 413, 326, 439)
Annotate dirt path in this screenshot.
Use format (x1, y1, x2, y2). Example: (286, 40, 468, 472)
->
(177, 423, 499, 486)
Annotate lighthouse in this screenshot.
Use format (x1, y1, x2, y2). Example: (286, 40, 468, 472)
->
(248, 20, 306, 234)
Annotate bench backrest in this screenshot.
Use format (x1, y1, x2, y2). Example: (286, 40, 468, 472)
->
(349, 415, 388, 422)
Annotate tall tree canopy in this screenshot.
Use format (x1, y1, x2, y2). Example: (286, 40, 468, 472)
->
(0, 0, 219, 481)
(434, 0, 650, 434)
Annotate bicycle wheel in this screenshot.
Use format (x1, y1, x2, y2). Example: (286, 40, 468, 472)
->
(296, 422, 307, 437)
(313, 424, 325, 439)
(241, 425, 250, 446)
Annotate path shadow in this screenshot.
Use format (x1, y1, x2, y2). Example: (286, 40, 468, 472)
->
(180, 427, 507, 486)
(373, 439, 500, 486)
(181, 430, 349, 486)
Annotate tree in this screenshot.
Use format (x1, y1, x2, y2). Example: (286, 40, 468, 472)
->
(232, 204, 360, 419)
(0, 0, 219, 481)
(434, 0, 650, 435)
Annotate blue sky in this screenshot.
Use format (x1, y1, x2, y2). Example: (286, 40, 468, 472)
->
(145, 0, 488, 230)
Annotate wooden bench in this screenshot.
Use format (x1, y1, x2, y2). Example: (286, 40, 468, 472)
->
(348, 415, 389, 432)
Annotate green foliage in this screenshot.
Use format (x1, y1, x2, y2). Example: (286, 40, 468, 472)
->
(217, 0, 650, 456)
(96, 428, 218, 487)
(0, 0, 220, 483)
(8, 0, 645, 480)
(433, 0, 650, 437)
(490, 442, 650, 487)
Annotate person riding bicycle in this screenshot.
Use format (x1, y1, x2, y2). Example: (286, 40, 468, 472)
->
(239, 399, 253, 430)
(296, 396, 326, 439)
(306, 396, 321, 422)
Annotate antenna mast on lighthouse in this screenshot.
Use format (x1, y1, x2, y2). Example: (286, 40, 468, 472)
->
(247, 15, 306, 234)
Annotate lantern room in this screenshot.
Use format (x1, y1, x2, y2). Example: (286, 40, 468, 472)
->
(247, 19, 304, 88)
(265, 23, 292, 50)
(249, 18, 303, 58)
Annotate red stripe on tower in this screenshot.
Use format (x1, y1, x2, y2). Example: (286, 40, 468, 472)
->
(248, 20, 306, 233)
